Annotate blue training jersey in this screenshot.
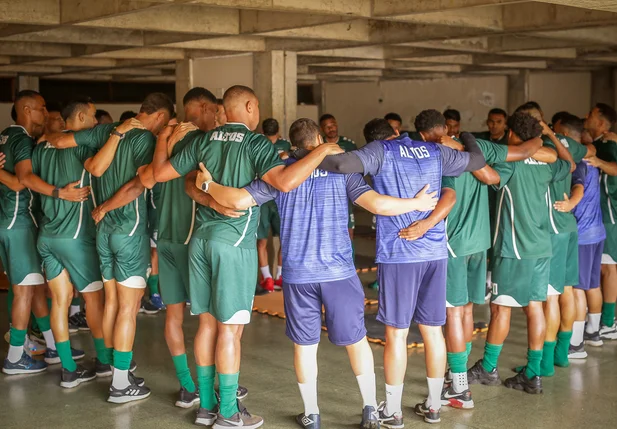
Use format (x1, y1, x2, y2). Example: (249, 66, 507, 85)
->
(573, 161, 606, 245)
(245, 158, 371, 284)
(354, 136, 470, 264)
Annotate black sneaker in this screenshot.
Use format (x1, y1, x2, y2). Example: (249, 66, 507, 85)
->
(360, 405, 379, 429)
(467, 359, 501, 386)
(440, 385, 474, 409)
(139, 298, 160, 315)
(130, 359, 137, 372)
(95, 358, 112, 377)
(504, 371, 542, 394)
(414, 400, 441, 424)
(213, 400, 264, 429)
(195, 404, 219, 426)
(584, 330, 604, 347)
(176, 386, 200, 408)
(108, 382, 151, 404)
(129, 371, 145, 387)
(44, 347, 85, 365)
(568, 342, 588, 359)
(444, 369, 452, 385)
(60, 364, 96, 389)
(2, 352, 47, 375)
(68, 314, 79, 334)
(237, 385, 248, 400)
(76, 312, 90, 331)
(377, 402, 403, 429)
(30, 326, 45, 345)
(296, 413, 320, 429)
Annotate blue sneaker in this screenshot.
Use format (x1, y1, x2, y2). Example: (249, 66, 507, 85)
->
(3, 352, 48, 375)
(150, 293, 165, 310)
(361, 405, 380, 429)
(44, 347, 86, 365)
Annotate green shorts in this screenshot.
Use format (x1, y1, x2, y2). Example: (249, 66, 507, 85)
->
(97, 232, 149, 288)
(188, 238, 258, 324)
(602, 223, 617, 264)
(549, 232, 579, 294)
(37, 235, 103, 292)
(446, 251, 487, 307)
(0, 227, 43, 286)
(257, 201, 280, 240)
(491, 256, 550, 307)
(158, 240, 190, 305)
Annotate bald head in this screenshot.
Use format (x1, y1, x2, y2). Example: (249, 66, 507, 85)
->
(222, 85, 260, 130)
(14, 90, 47, 137)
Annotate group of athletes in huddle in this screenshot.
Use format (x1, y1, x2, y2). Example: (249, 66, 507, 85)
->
(1, 84, 616, 429)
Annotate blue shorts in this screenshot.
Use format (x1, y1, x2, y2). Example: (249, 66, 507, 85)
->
(377, 260, 447, 328)
(577, 241, 604, 291)
(283, 276, 366, 346)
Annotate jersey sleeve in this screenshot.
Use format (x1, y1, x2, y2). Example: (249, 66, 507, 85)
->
(353, 140, 385, 175)
(13, 133, 35, 164)
(441, 176, 456, 190)
(491, 162, 515, 190)
(31, 144, 42, 175)
(477, 139, 508, 166)
(76, 146, 96, 164)
(572, 161, 587, 187)
(73, 123, 116, 150)
(250, 135, 284, 178)
(133, 132, 156, 168)
(438, 145, 471, 177)
(345, 173, 372, 203)
(243, 180, 279, 206)
(169, 134, 202, 176)
(566, 139, 588, 164)
(551, 159, 571, 183)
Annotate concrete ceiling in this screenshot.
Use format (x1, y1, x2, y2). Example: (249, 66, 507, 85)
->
(1, 0, 617, 83)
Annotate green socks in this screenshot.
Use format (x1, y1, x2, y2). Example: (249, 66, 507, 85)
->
(147, 274, 159, 296)
(93, 338, 111, 365)
(219, 372, 240, 418)
(466, 342, 472, 358)
(9, 327, 26, 347)
(447, 351, 468, 374)
(197, 365, 218, 410)
(482, 342, 503, 372)
(554, 331, 572, 368)
(539, 341, 556, 377)
(525, 349, 543, 378)
(35, 315, 51, 332)
(601, 302, 616, 327)
(172, 354, 196, 393)
(56, 340, 77, 372)
(113, 350, 132, 371)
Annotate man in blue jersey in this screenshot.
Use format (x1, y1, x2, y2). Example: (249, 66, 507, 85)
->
(187, 118, 439, 429)
(316, 110, 486, 426)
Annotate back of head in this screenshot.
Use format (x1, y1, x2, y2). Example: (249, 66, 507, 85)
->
(551, 111, 570, 126)
(62, 98, 93, 122)
(289, 118, 321, 150)
(262, 118, 279, 137)
(46, 101, 62, 115)
(384, 112, 402, 123)
(223, 85, 256, 111)
(515, 102, 543, 122)
(524, 101, 542, 111)
(559, 114, 584, 137)
(507, 112, 543, 142)
(183, 87, 216, 107)
(414, 109, 446, 132)
(363, 118, 395, 143)
(140, 92, 175, 117)
(95, 109, 112, 122)
(443, 109, 461, 122)
(120, 110, 137, 121)
(596, 103, 617, 128)
(488, 108, 507, 118)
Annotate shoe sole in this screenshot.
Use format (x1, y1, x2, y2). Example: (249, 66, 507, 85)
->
(469, 377, 502, 386)
(68, 327, 78, 334)
(213, 420, 263, 429)
(96, 370, 113, 378)
(2, 366, 47, 375)
(78, 327, 91, 332)
(600, 333, 617, 340)
(585, 339, 604, 347)
(380, 422, 404, 429)
(175, 397, 200, 409)
(195, 416, 216, 426)
(141, 310, 160, 315)
(237, 392, 248, 400)
(414, 410, 440, 424)
(504, 381, 542, 394)
(61, 374, 96, 389)
(360, 420, 380, 429)
(107, 391, 151, 404)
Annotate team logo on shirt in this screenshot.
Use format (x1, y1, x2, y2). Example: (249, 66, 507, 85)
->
(0, 136, 7, 145)
(524, 158, 547, 166)
(210, 131, 245, 142)
(311, 169, 328, 179)
(560, 138, 570, 148)
(399, 145, 430, 159)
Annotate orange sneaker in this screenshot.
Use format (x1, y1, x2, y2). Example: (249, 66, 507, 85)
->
(260, 277, 275, 292)
(274, 277, 283, 291)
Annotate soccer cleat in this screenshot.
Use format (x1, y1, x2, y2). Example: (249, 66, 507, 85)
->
(176, 387, 200, 409)
(213, 400, 264, 429)
(584, 330, 603, 347)
(599, 322, 617, 340)
(414, 401, 441, 424)
(3, 352, 48, 375)
(150, 293, 166, 311)
(95, 358, 112, 377)
(274, 277, 283, 291)
(440, 385, 474, 409)
(195, 404, 219, 426)
(504, 371, 542, 394)
(296, 413, 321, 429)
(377, 402, 404, 429)
(140, 298, 161, 315)
(44, 347, 85, 365)
(467, 360, 501, 386)
(568, 343, 588, 359)
(60, 364, 96, 389)
(260, 277, 275, 293)
(360, 405, 379, 429)
(108, 382, 151, 404)
(237, 385, 249, 400)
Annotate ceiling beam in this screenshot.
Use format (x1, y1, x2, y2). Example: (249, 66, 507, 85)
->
(372, 0, 520, 16)
(0, 0, 59, 24)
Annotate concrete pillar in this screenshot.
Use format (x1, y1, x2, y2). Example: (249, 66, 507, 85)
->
(175, 59, 194, 121)
(16, 75, 39, 92)
(253, 51, 297, 136)
(591, 68, 615, 108)
(507, 70, 530, 114)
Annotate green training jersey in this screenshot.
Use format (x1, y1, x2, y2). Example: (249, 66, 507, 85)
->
(443, 139, 509, 258)
(74, 123, 155, 236)
(594, 138, 617, 226)
(170, 122, 283, 249)
(0, 125, 38, 230)
(273, 138, 291, 155)
(334, 135, 357, 152)
(158, 130, 201, 244)
(547, 135, 587, 235)
(31, 138, 95, 239)
(472, 131, 508, 146)
(492, 157, 570, 259)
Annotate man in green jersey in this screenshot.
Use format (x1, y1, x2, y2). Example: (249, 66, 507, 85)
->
(468, 112, 572, 395)
(257, 118, 290, 292)
(46, 92, 174, 403)
(472, 108, 509, 146)
(583, 103, 617, 341)
(444, 109, 461, 139)
(153, 85, 343, 429)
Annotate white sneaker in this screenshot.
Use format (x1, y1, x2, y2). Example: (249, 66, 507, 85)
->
(599, 322, 617, 340)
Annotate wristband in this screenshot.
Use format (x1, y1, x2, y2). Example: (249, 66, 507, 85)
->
(111, 129, 125, 140)
(201, 180, 213, 193)
(52, 187, 60, 199)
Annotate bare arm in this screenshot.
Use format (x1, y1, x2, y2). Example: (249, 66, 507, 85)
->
(15, 159, 89, 201)
(91, 176, 145, 224)
(152, 123, 195, 183)
(472, 165, 501, 185)
(399, 187, 456, 241)
(0, 169, 25, 192)
(505, 137, 543, 162)
(532, 146, 558, 164)
(355, 184, 438, 216)
(587, 156, 617, 176)
(184, 170, 246, 218)
(43, 132, 77, 149)
(584, 144, 596, 159)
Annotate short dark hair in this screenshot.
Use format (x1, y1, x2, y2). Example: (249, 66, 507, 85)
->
(443, 109, 461, 122)
(363, 118, 395, 143)
(319, 113, 335, 124)
(384, 112, 402, 123)
(596, 103, 617, 127)
(488, 108, 507, 119)
(46, 101, 62, 114)
(507, 112, 543, 142)
(95, 109, 111, 122)
(61, 98, 93, 121)
(119, 110, 137, 121)
(223, 85, 256, 106)
(516, 101, 542, 114)
(216, 98, 224, 106)
(139, 92, 174, 116)
(14, 89, 42, 104)
(414, 109, 446, 132)
(183, 87, 216, 107)
(551, 111, 570, 126)
(289, 118, 321, 149)
(559, 114, 585, 136)
(262, 118, 279, 136)
(525, 101, 542, 111)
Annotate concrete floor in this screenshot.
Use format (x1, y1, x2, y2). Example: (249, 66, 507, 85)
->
(1, 226, 617, 428)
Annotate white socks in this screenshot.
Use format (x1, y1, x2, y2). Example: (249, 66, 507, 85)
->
(112, 368, 130, 390)
(356, 373, 378, 409)
(587, 313, 601, 334)
(276, 266, 282, 279)
(42, 329, 56, 350)
(452, 372, 469, 394)
(7, 345, 23, 363)
(69, 305, 80, 317)
(572, 321, 585, 345)
(260, 266, 272, 280)
(298, 380, 319, 415)
(426, 377, 445, 411)
(385, 383, 403, 416)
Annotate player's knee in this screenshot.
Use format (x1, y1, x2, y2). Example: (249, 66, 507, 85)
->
(385, 326, 408, 342)
(446, 306, 464, 320)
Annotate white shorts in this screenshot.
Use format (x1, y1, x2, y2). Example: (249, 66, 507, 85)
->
(602, 253, 617, 265)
